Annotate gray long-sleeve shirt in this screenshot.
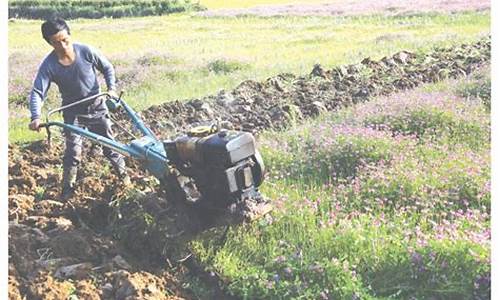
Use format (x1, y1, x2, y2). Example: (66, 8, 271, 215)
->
(29, 43, 116, 120)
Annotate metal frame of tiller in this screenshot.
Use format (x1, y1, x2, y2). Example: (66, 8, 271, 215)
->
(39, 93, 268, 219)
(40, 92, 170, 182)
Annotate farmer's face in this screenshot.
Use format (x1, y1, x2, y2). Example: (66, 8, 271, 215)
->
(48, 30, 72, 54)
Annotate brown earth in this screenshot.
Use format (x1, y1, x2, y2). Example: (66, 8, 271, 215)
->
(8, 37, 490, 299)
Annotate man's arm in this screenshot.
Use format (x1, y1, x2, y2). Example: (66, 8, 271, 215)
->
(28, 62, 51, 131)
(90, 46, 117, 93)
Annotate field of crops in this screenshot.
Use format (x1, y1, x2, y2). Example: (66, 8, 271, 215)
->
(7, 1, 492, 299)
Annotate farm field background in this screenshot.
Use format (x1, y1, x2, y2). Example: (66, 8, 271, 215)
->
(197, 0, 490, 17)
(7, 1, 492, 299)
(199, 0, 331, 9)
(8, 9, 489, 142)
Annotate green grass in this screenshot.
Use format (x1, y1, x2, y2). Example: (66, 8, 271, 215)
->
(199, 0, 331, 9)
(262, 125, 402, 184)
(8, 0, 202, 19)
(8, 11, 490, 143)
(455, 67, 491, 111)
(190, 74, 491, 299)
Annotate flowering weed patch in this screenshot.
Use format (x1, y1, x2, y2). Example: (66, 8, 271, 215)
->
(346, 90, 490, 149)
(337, 144, 490, 216)
(456, 66, 491, 111)
(191, 72, 490, 299)
(261, 124, 407, 184)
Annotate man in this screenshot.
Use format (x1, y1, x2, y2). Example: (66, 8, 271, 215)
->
(28, 18, 130, 200)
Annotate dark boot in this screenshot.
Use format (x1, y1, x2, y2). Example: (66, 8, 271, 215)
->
(61, 166, 78, 201)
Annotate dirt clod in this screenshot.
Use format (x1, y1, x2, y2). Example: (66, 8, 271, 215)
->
(108, 270, 169, 300)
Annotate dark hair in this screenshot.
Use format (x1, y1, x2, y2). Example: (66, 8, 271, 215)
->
(41, 18, 70, 44)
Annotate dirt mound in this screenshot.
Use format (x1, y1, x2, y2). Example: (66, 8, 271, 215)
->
(136, 38, 490, 140)
(105, 270, 186, 300)
(8, 142, 194, 298)
(8, 37, 490, 299)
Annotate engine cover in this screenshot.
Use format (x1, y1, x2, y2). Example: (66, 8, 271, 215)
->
(164, 129, 265, 207)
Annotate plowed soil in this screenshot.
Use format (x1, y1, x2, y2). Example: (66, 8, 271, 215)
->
(9, 38, 490, 299)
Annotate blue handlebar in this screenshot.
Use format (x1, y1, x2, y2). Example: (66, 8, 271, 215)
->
(119, 100, 157, 139)
(40, 96, 169, 180)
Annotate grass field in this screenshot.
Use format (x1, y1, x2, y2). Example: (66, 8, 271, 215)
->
(199, 0, 331, 9)
(8, 11, 489, 143)
(190, 69, 491, 299)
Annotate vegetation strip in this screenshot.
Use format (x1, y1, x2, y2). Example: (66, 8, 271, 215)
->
(8, 0, 204, 19)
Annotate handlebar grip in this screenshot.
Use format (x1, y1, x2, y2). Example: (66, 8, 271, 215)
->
(106, 98, 122, 111)
(38, 123, 52, 147)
